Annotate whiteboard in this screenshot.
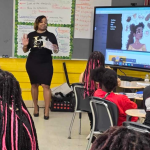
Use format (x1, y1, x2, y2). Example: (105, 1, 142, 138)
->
(74, 0, 112, 39)
(14, 0, 75, 59)
(17, 25, 70, 57)
(18, 0, 72, 24)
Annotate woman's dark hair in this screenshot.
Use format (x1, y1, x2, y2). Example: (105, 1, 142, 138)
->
(83, 51, 105, 96)
(91, 67, 117, 92)
(34, 15, 47, 31)
(126, 22, 144, 49)
(0, 70, 39, 149)
(91, 126, 150, 150)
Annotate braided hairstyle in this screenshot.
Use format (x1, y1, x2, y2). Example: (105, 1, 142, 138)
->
(91, 126, 150, 150)
(0, 69, 39, 150)
(83, 51, 105, 96)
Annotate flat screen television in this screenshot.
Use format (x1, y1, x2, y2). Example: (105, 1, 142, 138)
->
(93, 6, 150, 71)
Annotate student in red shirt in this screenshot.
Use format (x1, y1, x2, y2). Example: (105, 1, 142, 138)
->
(91, 67, 138, 126)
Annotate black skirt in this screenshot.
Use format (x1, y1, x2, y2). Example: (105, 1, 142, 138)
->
(26, 52, 53, 86)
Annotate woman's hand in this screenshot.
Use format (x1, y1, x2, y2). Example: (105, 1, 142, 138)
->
(117, 78, 121, 87)
(53, 44, 59, 53)
(22, 34, 29, 47)
(105, 66, 111, 69)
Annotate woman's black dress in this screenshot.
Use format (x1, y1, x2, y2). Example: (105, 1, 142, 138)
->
(26, 30, 58, 86)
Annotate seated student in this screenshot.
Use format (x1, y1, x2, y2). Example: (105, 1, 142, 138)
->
(91, 67, 138, 126)
(79, 51, 121, 90)
(79, 51, 106, 132)
(143, 86, 150, 126)
(0, 70, 39, 150)
(79, 51, 121, 130)
(91, 126, 150, 150)
(79, 51, 105, 96)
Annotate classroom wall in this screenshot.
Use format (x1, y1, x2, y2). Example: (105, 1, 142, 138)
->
(0, 0, 148, 103)
(0, 0, 13, 57)
(0, 58, 149, 102)
(0, 58, 87, 101)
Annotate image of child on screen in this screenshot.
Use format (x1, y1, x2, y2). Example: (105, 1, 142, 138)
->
(127, 22, 146, 51)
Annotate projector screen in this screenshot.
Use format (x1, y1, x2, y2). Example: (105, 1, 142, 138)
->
(93, 6, 150, 70)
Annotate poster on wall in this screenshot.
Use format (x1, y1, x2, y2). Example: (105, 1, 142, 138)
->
(74, 0, 111, 39)
(18, 0, 72, 24)
(14, 0, 75, 59)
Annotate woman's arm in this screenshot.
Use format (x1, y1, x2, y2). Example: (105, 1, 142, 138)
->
(117, 78, 121, 87)
(23, 45, 29, 53)
(105, 66, 111, 69)
(121, 95, 138, 122)
(79, 72, 84, 83)
(22, 34, 29, 53)
(51, 33, 59, 53)
(120, 95, 137, 111)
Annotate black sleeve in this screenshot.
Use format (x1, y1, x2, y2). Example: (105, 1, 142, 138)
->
(27, 33, 31, 49)
(51, 33, 58, 46)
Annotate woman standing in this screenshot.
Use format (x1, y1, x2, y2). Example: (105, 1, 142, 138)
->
(22, 15, 59, 120)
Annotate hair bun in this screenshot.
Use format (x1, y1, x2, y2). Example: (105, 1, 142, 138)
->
(91, 67, 105, 82)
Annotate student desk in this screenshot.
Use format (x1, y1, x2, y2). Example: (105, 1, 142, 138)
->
(119, 81, 149, 102)
(125, 109, 146, 121)
(120, 81, 150, 89)
(116, 93, 143, 101)
(134, 97, 143, 101)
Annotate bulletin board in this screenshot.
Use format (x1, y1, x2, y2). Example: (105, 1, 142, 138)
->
(14, 0, 75, 59)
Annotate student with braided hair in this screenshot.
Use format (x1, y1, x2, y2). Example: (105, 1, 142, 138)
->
(79, 51, 106, 136)
(0, 69, 39, 150)
(79, 51, 121, 96)
(91, 67, 138, 126)
(79, 51, 105, 96)
(91, 126, 150, 150)
(79, 51, 121, 133)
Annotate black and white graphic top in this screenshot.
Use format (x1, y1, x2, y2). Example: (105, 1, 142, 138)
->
(27, 31, 58, 52)
(33, 36, 53, 50)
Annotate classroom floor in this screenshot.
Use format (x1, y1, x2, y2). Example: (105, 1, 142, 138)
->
(28, 108, 90, 150)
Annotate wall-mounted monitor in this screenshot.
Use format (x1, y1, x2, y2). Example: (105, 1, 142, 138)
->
(93, 6, 150, 71)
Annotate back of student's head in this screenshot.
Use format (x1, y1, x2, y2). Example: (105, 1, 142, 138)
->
(0, 69, 39, 150)
(91, 126, 150, 150)
(83, 51, 105, 96)
(91, 67, 117, 92)
(0, 69, 21, 105)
